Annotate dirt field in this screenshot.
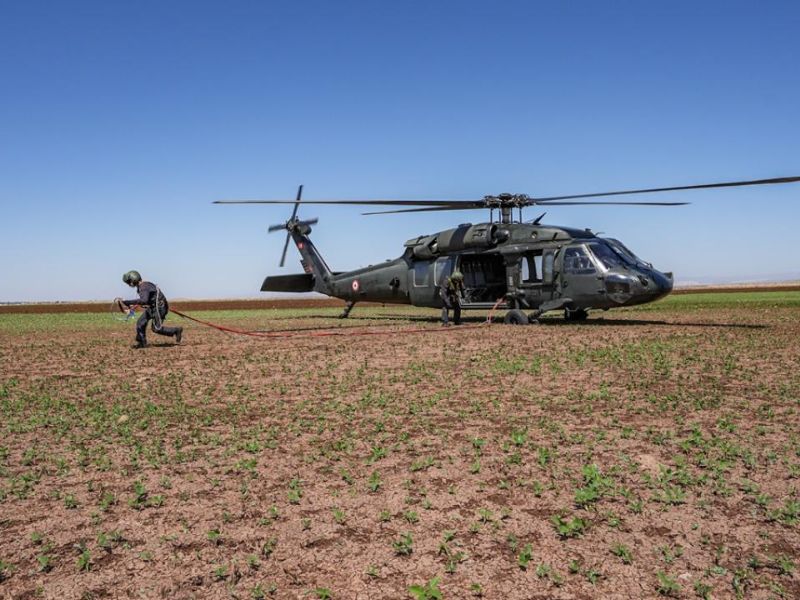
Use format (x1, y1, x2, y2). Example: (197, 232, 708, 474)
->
(1, 293, 799, 599)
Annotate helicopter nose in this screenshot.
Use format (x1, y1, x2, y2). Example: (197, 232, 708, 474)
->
(650, 270, 673, 299)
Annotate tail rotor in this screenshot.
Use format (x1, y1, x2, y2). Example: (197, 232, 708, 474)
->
(268, 185, 318, 267)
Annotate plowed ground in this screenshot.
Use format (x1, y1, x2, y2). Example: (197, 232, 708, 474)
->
(1, 292, 799, 599)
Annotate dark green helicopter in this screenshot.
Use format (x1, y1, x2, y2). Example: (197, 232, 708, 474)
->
(216, 176, 799, 323)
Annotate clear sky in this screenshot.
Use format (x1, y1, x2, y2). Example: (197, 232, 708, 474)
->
(1, 0, 799, 302)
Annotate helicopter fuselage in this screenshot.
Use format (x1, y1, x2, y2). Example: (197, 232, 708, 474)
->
(262, 220, 673, 319)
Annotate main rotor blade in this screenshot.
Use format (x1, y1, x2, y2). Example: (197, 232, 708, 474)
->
(535, 175, 800, 202)
(214, 174, 800, 210)
(533, 201, 689, 206)
(362, 205, 485, 215)
(215, 199, 479, 207)
(361, 201, 687, 214)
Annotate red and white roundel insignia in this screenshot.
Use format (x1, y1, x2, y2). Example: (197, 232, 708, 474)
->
(297, 242, 304, 250)
(352, 280, 360, 292)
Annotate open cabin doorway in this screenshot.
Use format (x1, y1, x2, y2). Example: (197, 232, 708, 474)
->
(457, 254, 507, 306)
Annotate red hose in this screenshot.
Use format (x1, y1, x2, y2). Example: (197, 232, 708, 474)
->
(169, 299, 503, 340)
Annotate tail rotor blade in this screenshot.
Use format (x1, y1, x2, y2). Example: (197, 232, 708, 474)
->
(289, 184, 303, 222)
(268, 223, 286, 233)
(279, 185, 303, 267)
(279, 232, 291, 267)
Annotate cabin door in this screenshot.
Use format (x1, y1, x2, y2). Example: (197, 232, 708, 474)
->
(519, 249, 557, 308)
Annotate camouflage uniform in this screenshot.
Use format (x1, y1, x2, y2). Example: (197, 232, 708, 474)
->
(439, 274, 465, 325)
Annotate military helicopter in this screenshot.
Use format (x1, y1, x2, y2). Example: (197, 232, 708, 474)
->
(216, 176, 799, 323)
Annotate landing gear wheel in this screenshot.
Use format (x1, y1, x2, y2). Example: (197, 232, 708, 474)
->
(564, 308, 588, 322)
(504, 309, 529, 325)
(527, 311, 542, 324)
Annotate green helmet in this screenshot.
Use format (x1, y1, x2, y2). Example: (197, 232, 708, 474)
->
(451, 270, 464, 281)
(122, 270, 142, 286)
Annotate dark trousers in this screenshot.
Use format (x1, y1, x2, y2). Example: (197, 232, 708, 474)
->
(136, 303, 179, 344)
(441, 296, 461, 325)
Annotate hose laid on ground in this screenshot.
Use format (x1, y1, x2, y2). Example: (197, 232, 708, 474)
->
(169, 298, 504, 340)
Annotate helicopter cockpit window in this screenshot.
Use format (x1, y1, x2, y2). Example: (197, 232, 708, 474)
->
(587, 242, 625, 270)
(563, 246, 596, 275)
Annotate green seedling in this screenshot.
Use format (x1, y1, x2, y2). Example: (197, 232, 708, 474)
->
(656, 571, 680, 597)
(0, 560, 14, 581)
(37, 553, 53, 573)
(611, 542, 633, 564)
(408, 576, 442, 600)
(693, 580, 712, 600)
(207, 529, 222, 545)
(403, 510, 419, 524)
(551, 515, 587, 538)
(213, 564, 228, 581)
(393, 532, 413, 556)
(518, 543, 533, 570)
(261, 537, 277, 558)
(76, 546, 91, 572)
(368, 471, 382, 492)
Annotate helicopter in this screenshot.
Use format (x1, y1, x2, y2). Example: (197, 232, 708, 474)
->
(215, 176, 800, 323)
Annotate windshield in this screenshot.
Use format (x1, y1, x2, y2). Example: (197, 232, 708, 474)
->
(605, 238, 651, 268)
(586, 241, 626, 270)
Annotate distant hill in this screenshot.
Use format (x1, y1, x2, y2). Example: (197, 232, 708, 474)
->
(676, 272, 800, 287)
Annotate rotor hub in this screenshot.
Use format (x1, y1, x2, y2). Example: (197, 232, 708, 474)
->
(482, 194, 535, 223)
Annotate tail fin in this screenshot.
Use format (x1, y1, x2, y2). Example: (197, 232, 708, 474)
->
(288, 226, 333, 294)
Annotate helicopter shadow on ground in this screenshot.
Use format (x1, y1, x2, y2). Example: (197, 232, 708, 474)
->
(359, 313, 768, 330)
(245, 313, 438, 326)
(243, 313, 766, 330)
(543, 317, 766, 330)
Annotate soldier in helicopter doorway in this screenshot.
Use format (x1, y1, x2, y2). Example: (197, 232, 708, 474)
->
(117, 270, 183, 349)
(439, 270, 465, 326)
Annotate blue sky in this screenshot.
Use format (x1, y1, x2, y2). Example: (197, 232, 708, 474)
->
(1, 1, 799, 301)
